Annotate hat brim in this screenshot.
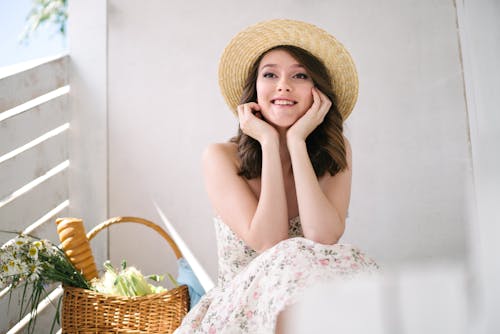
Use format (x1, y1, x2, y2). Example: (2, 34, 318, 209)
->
(218, 19, 359, 120)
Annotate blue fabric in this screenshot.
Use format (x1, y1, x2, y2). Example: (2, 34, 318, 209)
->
(177, 257, 205, 309)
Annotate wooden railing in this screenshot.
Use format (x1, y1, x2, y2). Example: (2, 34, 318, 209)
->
(0, 55, 70, 333)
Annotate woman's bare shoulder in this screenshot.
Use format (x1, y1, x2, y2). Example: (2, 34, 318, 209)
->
(202, 142, 239, 168)
(343, 136, 352, 161)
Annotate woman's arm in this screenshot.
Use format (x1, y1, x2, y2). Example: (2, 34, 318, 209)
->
(287, 137, 351, 244)
(203, 103, 288, 252)
(286, 88, 351, 244)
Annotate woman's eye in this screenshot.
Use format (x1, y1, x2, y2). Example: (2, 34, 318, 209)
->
(263, 72, 276, 78)
(294, 73, 309, 79)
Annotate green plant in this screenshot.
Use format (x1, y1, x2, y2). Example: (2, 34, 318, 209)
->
(0, 232, 89, 334)
(19, 0, 68, 43)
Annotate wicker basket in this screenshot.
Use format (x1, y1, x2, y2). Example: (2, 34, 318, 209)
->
(57, 216, 189, 334)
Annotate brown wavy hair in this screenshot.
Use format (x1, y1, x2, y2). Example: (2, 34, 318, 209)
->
(231, 45, 347, 179)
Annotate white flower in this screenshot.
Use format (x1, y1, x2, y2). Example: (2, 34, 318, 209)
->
(13, 258, 30, 277)
(2, 259, 20, 277)
(10, 235, 29, 250)
(27, 265, 41, 283)
(28, 246, 39, 260)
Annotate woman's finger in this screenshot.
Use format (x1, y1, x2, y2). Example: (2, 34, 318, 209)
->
(314, 88, 331, 119)
(316, 89, 331, 109)
(310, 88, 321, 112)
(243, 103, 261, 118)
(238, 103, 264, 131)
(314, 87, 323, 104)
(243, 103, 252, 116)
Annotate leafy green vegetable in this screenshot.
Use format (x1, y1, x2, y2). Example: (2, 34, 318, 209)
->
(91, 260, 170, 297)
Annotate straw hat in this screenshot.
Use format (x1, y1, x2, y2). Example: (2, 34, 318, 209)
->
(218, 19, 359, 120)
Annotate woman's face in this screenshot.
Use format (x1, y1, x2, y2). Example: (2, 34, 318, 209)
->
(256, 49, 315, 128)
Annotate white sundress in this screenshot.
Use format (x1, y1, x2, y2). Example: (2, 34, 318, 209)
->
(174, 216, 379, 333)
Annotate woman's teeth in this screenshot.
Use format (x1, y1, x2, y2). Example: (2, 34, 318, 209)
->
(273, 100, 295, 105)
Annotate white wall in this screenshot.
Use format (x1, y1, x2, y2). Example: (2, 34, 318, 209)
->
(456, 0, 500, 332)
(106, 0, 471, 280)
(342, 0, 471, 266)
(68, 0, 108, 270)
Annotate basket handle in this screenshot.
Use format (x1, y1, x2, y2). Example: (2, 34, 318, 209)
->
(86, 216, 183, 260)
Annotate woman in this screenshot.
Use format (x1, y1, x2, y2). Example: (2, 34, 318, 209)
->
(175, 19, 378, 333)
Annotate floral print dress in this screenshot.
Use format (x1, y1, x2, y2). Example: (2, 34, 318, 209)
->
(174, 216, 379, 334)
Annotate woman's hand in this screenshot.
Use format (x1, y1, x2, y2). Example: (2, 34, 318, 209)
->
(287, 87, 331, 143)
(237, 102, 277, 144)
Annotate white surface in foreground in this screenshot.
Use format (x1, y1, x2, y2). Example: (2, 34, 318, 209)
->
(287, 263, 467, 333)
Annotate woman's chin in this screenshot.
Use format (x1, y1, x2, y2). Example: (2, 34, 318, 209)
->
(268, 119, 297, 130)
(262, 114, 297, 128)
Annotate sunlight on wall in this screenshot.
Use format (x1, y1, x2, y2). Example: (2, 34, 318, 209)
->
(154, 200, 215, 291)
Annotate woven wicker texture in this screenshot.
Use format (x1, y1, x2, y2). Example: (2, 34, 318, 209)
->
(62, 285, 188, 334)
(58, 216, 189, 334)
(218, 19, 359, 120)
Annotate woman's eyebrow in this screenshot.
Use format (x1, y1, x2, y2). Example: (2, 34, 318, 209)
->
(260, 63, 277, 70)
(259, 63, 305, 71)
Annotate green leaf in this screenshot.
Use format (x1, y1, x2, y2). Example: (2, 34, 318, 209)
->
(19, 0, 68, 43)
(146, 274, 165, 282)
(167, 273, 179, 288)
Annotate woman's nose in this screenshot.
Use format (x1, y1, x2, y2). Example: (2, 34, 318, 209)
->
(277, 78, 291, 92)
